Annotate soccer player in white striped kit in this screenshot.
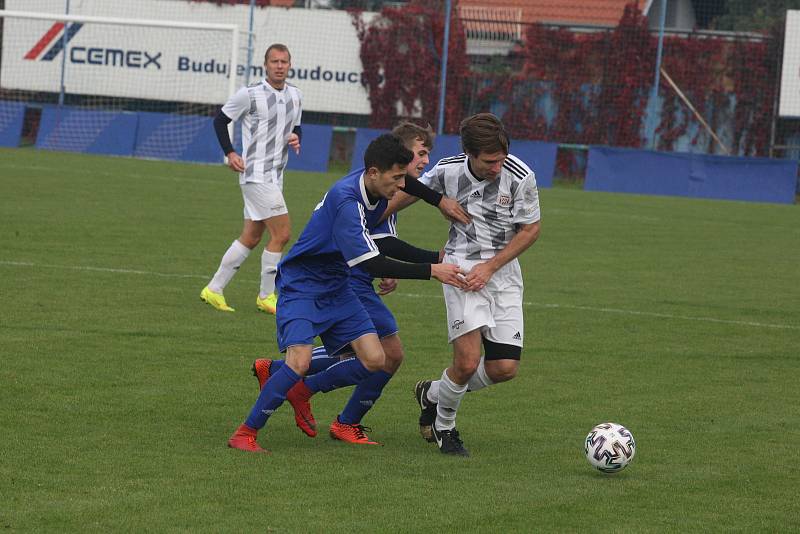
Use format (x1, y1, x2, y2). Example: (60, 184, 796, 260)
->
(201, 43, 302, 314)
(386, 113, 541, 456)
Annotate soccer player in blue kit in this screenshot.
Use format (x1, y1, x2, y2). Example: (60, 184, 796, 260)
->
(228, 134, 468, 453)
(249, 123, 470, 445)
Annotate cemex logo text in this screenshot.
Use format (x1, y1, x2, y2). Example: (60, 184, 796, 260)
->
(24, 22, 162, 69)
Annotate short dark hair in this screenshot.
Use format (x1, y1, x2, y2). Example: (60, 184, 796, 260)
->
(391, 121, 435, 151)
(264, 43, 290, 62)
(460, 113, 509, 156)
(364, 134, 413, 172)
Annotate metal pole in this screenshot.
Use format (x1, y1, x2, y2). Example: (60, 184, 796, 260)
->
(650, 0, 668, 149)
(245, 0, 255, 85)
(436, 0, 452, 135)
(57, 0, 70, 106)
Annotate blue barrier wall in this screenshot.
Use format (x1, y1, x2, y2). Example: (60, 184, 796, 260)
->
(36, 106, 137, 156)
(0, 102, 25, 148)
(586, 146, 798, 204)
(349, 127, 556, 186)
(286, 124, 332, 172)
(349, 127, 387, 171)
(512, 140, 558, 188)
(135, 113, 218, 163)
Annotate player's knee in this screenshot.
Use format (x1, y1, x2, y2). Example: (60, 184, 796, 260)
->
(238, 233, 261, 249)
(454, 359, 480, 381)
(383, 348, 404, 373)
(360, 349, 385, 372)
(485, 360, 519, 383)
(272, 228, 291, 248)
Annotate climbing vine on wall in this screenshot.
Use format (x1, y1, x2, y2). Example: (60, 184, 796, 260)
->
(356, 1, 777, 156)
(351, 0, 468, 132)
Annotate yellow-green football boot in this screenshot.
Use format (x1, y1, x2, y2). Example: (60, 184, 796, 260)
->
(200, 286, 235, 312)
(256, 293, 277, 315)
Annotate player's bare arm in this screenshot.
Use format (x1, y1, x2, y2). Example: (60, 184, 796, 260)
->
(464, 221, 540, 291)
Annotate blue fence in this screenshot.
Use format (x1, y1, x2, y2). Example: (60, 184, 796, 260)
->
(586, 146, 798, 205)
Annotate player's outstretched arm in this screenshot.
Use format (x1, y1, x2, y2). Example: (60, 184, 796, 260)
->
(361, 255, 467, 290)
(379, 190, 419, 223)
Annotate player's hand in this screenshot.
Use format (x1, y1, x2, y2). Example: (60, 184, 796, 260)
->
(288, 133, 301, 155)
(465, 262, 496, 291)
(438, 197, 470, 224)
(227, 152, 245, 172)
(376, 278, 398, 296)
(431, 263, 468, 289)
(438, 249, 445, 263)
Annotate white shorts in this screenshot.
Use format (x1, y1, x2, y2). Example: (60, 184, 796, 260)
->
(241, 182, 288, 221)
(442, 254, 524, 347)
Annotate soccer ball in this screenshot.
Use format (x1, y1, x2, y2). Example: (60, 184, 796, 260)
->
(584, 422, 636, 473)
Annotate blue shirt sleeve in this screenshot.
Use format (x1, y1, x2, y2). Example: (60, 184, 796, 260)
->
(333, 199, 380, 267)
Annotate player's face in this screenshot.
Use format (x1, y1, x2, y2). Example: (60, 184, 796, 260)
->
(405, 138, 431, 179)
(366, 163, 407, 199)
(265, 49, 291, 88)
(469, 150, 507, 181)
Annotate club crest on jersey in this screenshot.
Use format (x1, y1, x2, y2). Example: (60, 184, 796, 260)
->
(497, 195, 512, 206)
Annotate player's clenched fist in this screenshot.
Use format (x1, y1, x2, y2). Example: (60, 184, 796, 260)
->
(226, 152, 245, 172)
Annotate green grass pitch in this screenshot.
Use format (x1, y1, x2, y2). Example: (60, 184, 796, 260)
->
(1, 147, 799, 532)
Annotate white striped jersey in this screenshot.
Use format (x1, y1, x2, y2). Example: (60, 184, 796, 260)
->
(221, 79, 302, 188)
(419, 153, 540, 260)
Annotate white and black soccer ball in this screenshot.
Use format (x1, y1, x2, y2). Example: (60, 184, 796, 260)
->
(584, 422, 636, 473)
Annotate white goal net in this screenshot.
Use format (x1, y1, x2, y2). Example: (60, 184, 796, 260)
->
(0, 9, 241, 161)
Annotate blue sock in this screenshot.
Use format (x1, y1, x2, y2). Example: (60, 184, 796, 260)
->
(269, 346, 338, 376)
(309, 346, 340, 374)
(304, 357, 372, 394)
(339, 370, 393, 425)
(244, 364, 300, 429)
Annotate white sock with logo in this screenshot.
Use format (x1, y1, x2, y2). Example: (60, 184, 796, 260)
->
(259, 250, 282, 299)
(208, 240, 250, 293)
(435, 369, 468, 432)
(466, 357, 493, 392)
(427, 357, 492, 404)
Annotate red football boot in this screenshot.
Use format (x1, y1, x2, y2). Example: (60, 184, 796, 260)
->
(286, 381, 317, 437)
(227, 424, 270, 454)
(329, 418, 381, 445)
(251, 358, 273, 390)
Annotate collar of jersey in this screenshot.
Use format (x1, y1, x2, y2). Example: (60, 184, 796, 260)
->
(464, 157, 484, 183)
(261, 79, 286, 94)
(359, 172, 380, 210)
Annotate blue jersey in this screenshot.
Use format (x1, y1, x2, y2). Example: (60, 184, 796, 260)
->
(277, 169, 390, 296)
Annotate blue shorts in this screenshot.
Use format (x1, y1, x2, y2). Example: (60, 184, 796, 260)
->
(276, 288, 377, 357)
(355, 286, 398, 339)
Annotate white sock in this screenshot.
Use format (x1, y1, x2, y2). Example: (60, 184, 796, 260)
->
(435, 369, 468, 431)
(426, 380, 440, 404)
(427, 358, 492, 404)
(259, 250, 282, 299)
(466, 357, 493, 392)
(208, 240, 250, 293)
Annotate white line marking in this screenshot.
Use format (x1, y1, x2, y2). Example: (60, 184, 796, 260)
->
(394, 292, 799, 331)
(0, 260, 207, 279)
(2, 260, 797, 331)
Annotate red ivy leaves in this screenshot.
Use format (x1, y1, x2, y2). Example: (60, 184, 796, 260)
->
(351, 0, 468, 132)
(354, 1, 775, 156)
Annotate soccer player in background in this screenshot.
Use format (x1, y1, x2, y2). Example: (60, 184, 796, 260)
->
(384, 113, 542, 456)
(201, 43, 301, 315)
(227, 134, 468, 454)
(250, 122, 470, 445)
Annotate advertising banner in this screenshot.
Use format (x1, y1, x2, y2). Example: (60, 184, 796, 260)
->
(2, 0, 373, 114)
